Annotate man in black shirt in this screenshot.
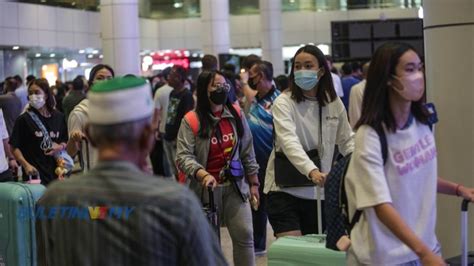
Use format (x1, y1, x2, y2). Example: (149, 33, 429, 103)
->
(163, 65, 194, 178)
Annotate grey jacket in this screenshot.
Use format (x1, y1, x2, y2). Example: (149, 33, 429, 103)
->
(176, 106, 259, 201)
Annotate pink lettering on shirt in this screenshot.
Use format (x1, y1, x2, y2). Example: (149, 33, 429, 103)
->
(393, 134, 437, 176)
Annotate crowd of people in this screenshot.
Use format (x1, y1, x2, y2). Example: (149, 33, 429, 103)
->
(1, 42, 474, 266)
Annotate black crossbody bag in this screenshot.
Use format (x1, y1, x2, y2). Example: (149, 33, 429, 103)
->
(274, 105, 322, 187)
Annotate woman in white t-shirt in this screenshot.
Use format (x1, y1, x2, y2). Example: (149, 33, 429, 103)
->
(345, 42, 474, 266)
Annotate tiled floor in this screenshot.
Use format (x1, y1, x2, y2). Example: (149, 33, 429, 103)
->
(220, 222, 275, 266)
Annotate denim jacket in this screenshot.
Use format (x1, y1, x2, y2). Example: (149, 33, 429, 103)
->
(176, 105, 259, 202)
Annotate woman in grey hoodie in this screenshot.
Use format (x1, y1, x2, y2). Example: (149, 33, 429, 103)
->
(176, 70, 259, 266)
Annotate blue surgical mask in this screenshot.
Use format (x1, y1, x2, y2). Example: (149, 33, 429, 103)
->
(294, 70, 319, 91)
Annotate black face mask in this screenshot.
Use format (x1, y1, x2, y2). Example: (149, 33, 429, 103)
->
(248, 75, 259, 90)
(209, 88, 228, 105)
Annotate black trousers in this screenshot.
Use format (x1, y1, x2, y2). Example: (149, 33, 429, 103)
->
(149, 138, 171, 177)
(251, 167, 268, 251)
(0, 169, 13, 182)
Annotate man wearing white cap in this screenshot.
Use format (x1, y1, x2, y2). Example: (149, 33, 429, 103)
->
(36, 77, 227, 266)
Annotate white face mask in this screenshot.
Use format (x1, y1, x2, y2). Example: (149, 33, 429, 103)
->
(393, 71, 425, 101)
(29, 94, 46, 110)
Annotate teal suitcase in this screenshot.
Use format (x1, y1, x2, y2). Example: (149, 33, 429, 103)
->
(0, 182, 46, 266)
(268, 234, 346, 266)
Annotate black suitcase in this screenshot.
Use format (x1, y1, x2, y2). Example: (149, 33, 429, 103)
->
(78, 137, 90, 172)
(203, 187, 220, 241)
(71, 137, 90, 175)
(446, 199, 474, 266)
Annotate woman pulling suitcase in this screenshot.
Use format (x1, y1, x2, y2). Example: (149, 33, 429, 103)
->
(345, 42, 474, 265)
(176, 70, 260, 266)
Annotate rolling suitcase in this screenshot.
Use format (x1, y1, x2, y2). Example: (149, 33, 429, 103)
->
(0, 182, 46, 266)
(203, 187, 220, 241)
(70, 137, 91, 175)
(78, 137, 90, 172)
(446, 199, 474, 266)
(268, 187, 346, 265)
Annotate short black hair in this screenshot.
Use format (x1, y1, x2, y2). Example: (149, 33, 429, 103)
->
(275, 74, 289, 91)
(242, 54, 261, 70)
(253, 61, 273, 81)
(201, 54, 218, 71)
(26, 75, 36, 85)
(13, 75, 23, 88)
(341, 62, 353, 75)
(72, 76, 85, 91)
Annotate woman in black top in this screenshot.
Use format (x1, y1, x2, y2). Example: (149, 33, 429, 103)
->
(10, 78, 68, 185)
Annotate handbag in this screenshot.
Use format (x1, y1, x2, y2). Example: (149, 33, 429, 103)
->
(27, 111, 74, 176)
(274, 104, 323, 187)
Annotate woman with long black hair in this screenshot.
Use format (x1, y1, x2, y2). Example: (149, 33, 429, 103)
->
(176, 70, 259, 266)
(345, 42, 474, 265)
(264, 44, 354, 237)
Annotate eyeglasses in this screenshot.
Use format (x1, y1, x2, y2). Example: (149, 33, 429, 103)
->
(212, 83, 230, 92)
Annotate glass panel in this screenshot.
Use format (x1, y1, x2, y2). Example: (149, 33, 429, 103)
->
(16, 0, 99, 11)
(139, 0, 200, 19)
(282, 0, 422, 12)
(229, 0, 259, 15)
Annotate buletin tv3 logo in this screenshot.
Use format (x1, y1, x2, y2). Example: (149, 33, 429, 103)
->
(16, 206, 135, 220)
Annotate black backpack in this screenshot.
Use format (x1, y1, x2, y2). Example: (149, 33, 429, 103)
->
(324, 126, 388, 251)
(325, 103, 438, 251)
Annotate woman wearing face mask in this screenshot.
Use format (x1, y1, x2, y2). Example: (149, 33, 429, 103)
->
(264, 45, 354, 238)
(10, 78, 68, 185)
(345, 42, 474, 266)
(176, 70, 260, 266)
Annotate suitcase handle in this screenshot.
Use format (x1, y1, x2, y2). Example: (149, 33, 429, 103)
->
(461, 199, 470, 212)
(26, 174, 41, 184)
(78, 137, 90, 171)
(461, 199, 471, 266)
(208, 186, 216, 212)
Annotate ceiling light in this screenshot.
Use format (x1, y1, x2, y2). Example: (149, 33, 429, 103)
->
(88, 54, 93, 58)
(50, 53, 55, 58)
(174, 2, 183, 8)
(12, 46, 20, 50)
(79, 50, 85, 54)
(92, 50, 99, 54)
(35, 53, 41, 57)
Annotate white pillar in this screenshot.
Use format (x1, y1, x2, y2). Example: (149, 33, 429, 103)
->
(259, 0, 284, 75)
(423, 0, 474, 258)
(100, 0, 140, 76)
(200, 0, 230, 56)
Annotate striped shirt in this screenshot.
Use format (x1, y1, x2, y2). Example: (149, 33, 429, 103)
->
(36, 160, 227, 266)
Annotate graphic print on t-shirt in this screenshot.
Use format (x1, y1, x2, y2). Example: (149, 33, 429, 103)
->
(166, 97, 181, 125)
(34, 130, 61, 139)
(206, 118, 235, 183)
(391, 133, 437, 176)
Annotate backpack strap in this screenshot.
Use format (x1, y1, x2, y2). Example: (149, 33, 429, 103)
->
(184, 111, 199, 137)
(231, 103, 242, 118)
(374, 125, 388, 165)
(348, 125, 388, 231)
